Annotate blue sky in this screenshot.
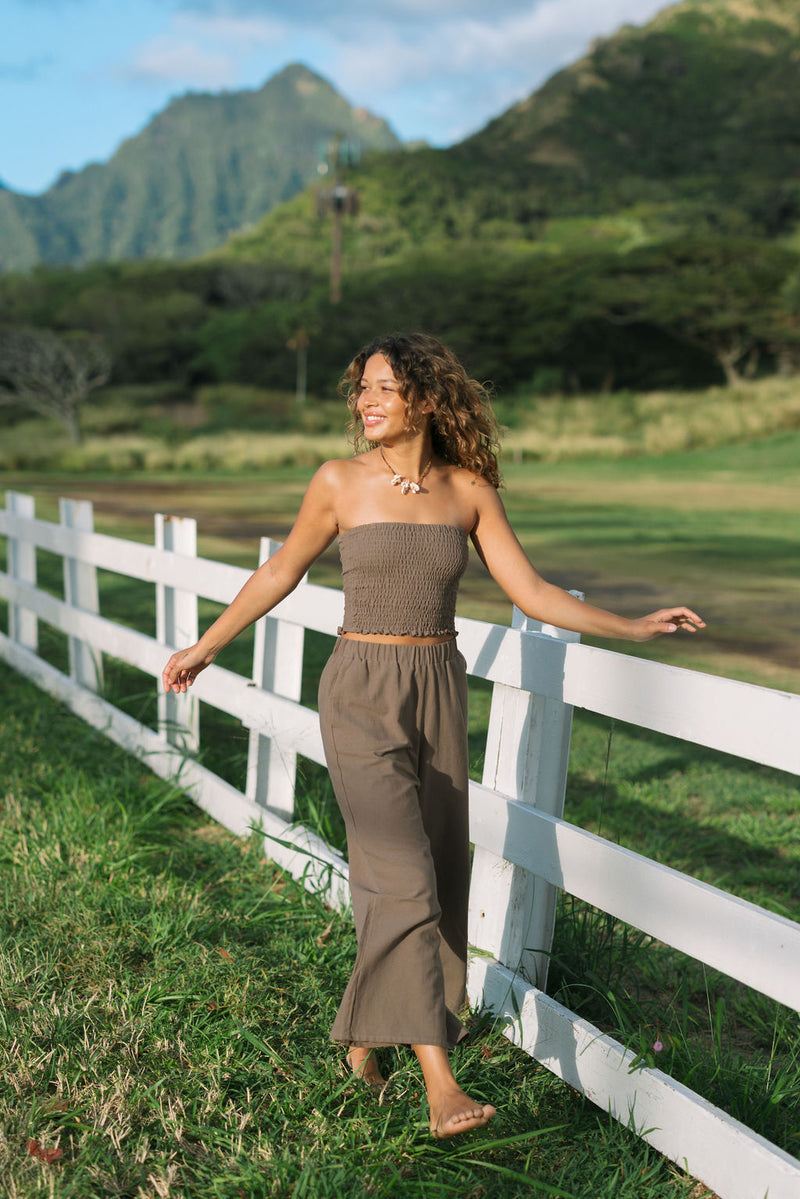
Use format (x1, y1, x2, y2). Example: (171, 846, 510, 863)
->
(2, 0, 669, 195)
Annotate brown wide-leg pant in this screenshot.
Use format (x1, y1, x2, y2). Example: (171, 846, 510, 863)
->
(318, 637, 470, 1049)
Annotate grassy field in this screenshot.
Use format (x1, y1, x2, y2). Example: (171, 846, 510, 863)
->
(1, 429, 798, 1196)
(6, 667, 795, 1199)
(2, 374, 800, 476)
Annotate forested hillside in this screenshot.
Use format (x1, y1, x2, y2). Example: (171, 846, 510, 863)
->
(228, 0, 800, 264)
(1, 0, 799, 402)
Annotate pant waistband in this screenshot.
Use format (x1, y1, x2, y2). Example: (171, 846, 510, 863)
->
(331, 636, 460, 665)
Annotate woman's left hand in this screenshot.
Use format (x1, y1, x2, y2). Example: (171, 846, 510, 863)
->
(628, 608, 706, 642)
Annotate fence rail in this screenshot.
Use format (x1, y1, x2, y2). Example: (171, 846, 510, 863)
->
(2, 491, 799, 1199)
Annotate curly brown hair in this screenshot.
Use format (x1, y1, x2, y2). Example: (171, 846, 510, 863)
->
(341, 332, 502, 488)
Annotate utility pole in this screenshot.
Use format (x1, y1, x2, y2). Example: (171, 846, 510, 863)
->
(317, 137, 360, 304)
(287, 327, 310, 412)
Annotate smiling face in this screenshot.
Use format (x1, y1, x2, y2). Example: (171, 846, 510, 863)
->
(356, 353, 414, 443)
(343, 332, 502, 486)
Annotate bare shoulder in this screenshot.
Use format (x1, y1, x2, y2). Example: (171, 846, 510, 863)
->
(440, 462, 491, 492)
(301, 455, 376, 528)
(315, 453, 375, 483)
(444, 462, 506, 517)
(312, 457, 350, 484)
(307, 456, 363, 495)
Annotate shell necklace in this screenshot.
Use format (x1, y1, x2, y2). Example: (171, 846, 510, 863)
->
(379, 446, 432, 495)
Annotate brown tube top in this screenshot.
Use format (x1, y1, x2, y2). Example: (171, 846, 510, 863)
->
(338, 522, 469, 637)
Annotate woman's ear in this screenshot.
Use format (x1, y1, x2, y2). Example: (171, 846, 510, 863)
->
(404, 397, 435, 433)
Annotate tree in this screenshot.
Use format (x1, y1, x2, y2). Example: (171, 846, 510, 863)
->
(772, 268, 800, 375)
(0, 327, 111, 442)
(596, 240, 799, 386)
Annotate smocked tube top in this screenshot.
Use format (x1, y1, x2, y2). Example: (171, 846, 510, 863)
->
(338, 522, 469, 637)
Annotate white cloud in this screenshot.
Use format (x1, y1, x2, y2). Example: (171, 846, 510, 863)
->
(122, 7, 288, 88)
(146, 0, 669, 96)
(182, 0, 667, 35)
(120, 0, 670, 132)
(173, 10, 286, 47)
(334, 0, 666, 89)
(180, 0, 542, 20)
(126, 37, 236, 87)
(322, 0, 668, 142)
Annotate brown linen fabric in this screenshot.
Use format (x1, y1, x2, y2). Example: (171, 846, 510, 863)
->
(338, 522, 468, 637)
(318, 636, 470, 1048)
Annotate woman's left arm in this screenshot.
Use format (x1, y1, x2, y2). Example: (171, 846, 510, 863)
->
(470, 486, 704, 643)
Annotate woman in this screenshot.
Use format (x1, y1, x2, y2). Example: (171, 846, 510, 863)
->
(162, 332, 704, 1137)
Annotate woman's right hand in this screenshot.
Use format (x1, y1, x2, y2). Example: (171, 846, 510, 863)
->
(162, 644, 215, 693)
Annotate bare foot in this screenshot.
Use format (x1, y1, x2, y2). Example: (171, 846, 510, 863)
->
(429, 1087, 496, 1138)
(346, 1047, 387, 1095)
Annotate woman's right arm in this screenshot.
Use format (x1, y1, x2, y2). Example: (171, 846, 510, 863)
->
(161, 463, 340, 693)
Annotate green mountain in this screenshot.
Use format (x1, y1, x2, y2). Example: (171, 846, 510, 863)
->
(225, 0, 800, 266)
(0, 64, 400, 272)
(464, 0, 800, 223)
(5, 1, 798, 276)
(2, 0, 799, 398)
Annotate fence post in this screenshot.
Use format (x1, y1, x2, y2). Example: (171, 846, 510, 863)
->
(155, 514, 199, 753)
(5, 491, 38, 651)
(59, 498, 104, 692)
(468, 596, 582, 991)
(245, 537, 305, 821)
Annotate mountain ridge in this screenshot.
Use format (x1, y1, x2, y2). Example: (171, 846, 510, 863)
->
(3, 1, 800, 274)
(0, 63, 401, 271)
(219, 0, 800, 268)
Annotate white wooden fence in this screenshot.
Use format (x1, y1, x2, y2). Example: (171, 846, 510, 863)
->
(1, 489, 799, 1199)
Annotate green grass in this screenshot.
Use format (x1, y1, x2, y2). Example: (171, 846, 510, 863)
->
(1, 432, 798, 1194)
(551, 712, 800, 1145)
(1, 669, 723, 1199)
(2, 374, 800, 475)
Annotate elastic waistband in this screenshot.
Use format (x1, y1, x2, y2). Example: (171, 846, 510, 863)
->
(331, 636, 460, 665)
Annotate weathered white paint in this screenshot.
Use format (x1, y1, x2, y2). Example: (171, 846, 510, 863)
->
(246, 538, 306, 821)
(59, 498, 104, 693)
(5, 492, 38, 651)
(2, 493, 799, 1199)
(469, 598, 582, 989)
(467, 783, 800, 1012)
(455, 616, 800, 775)
(0, 573, 326, 764)
(0, 507, 342, 633)
(470, 956, 800, 1199)
(155, 514, 199, 754)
